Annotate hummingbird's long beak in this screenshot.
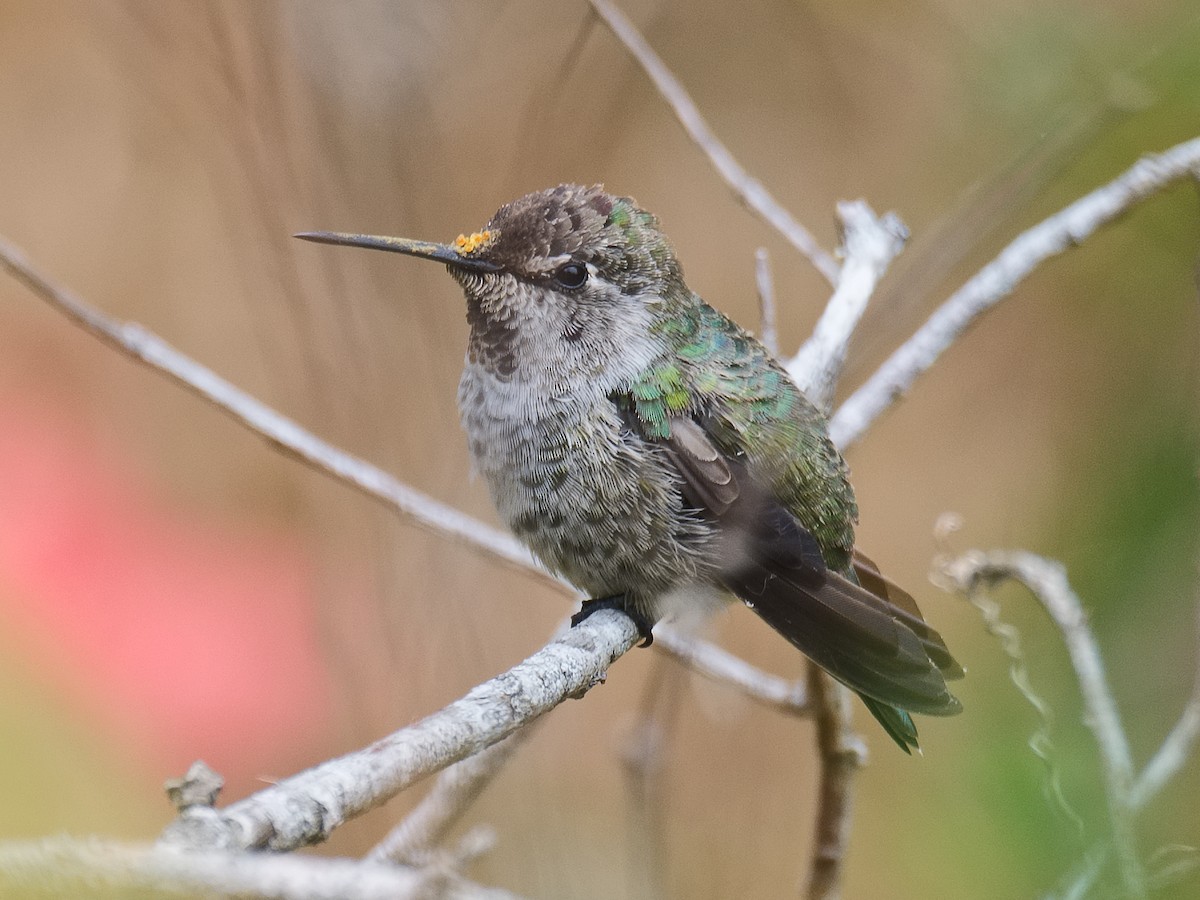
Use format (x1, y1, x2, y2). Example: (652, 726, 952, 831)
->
(294, 231, 501, 274)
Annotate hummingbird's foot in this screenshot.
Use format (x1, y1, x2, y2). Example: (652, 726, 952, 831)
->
(571, 595, 655, 648)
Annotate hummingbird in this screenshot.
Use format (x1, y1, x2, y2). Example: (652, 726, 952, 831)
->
(298, 184, 962, 752)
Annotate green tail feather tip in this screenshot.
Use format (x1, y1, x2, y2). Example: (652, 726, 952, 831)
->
(860, 695, 921, 755)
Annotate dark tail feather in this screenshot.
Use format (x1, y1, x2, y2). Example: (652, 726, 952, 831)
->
(723, 510, 961, 749)
(853, 551, 965, 680)
(730, 563, 961, 712)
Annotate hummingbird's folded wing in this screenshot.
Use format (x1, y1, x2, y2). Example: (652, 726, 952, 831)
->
(661, 415, 963, 719)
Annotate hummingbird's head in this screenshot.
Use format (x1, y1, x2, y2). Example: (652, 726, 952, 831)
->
(457, 183, 683, 294)
(298, 185, 688, 381)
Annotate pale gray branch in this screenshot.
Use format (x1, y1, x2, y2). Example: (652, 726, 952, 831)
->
(160, 610, 639, 853)
(654, 625, 809, 716)
(789, 200, 909, 410)
(932, 519, 1083, 835)
(0, 837, 521, 900)
(779, 202, 907, 896)
(0, 233, 546, 585)
(372, 622, 812, 866)
(1131, 590, 1200, 809)
(830, 134, 1200, 449)
(587, 0, 841, 285)
(755, 247, 779, 356)
(1056, 593, 1200, 900)
(939, 550, 1146, 900)
(368, 730, 533, 865)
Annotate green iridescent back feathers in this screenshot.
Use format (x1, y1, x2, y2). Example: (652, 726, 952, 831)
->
(559, 187, 861, 574)
(625, 303, 858, 574)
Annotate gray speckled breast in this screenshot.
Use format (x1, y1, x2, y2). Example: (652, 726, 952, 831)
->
(456, 363, 713, 607)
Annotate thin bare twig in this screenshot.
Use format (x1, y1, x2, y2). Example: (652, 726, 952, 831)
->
(721, 181, 905, 900)
(1051, 589, 1200, 900)
(368, 730, 533, 865)
(939, 550, 1146, 900)
(830, 134, 1200, 450)
(0, 233, 545, 585)
(788, 201, 908, 411)
(806, 666, 867, 900)
(755, 247, 779, 356)
(654, 625, 809, 716)
(618, 651, 685, 900)
(931, 518, 1083, 836)
(1131, 590, 1200, 809)
(0, 836, 521, 900)
(160, 610, 639, 853)
(775, 200, 905, 897)
(587, 0, 841, 285)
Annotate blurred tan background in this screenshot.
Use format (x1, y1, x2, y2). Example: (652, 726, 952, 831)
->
(0, 1, 1198, 898)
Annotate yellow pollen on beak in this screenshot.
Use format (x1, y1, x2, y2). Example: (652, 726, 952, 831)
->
(454, 230, 494, 255)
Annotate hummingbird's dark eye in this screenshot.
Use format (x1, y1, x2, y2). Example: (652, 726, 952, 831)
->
(553, 262, 588, 290)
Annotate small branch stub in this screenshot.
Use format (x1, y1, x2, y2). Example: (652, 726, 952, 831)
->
(165, 761, 224, 812)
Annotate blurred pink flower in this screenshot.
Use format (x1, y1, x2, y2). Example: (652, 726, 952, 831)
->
(0, 389, 335, 780)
